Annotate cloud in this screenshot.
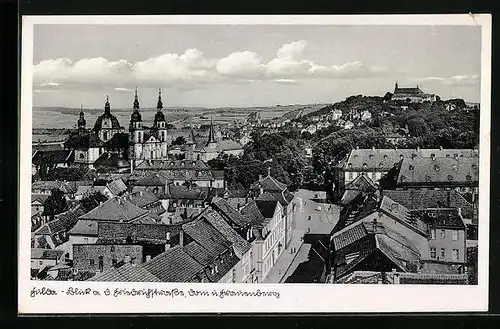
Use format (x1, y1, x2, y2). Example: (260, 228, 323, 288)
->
(413, 74, 479, 86)
(33, 40, 390, 92)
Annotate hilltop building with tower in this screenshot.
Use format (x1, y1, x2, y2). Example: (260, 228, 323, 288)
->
(391, 82, 437, 103)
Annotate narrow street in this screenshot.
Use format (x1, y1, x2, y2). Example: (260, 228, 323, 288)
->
(263, 189, 340, 283)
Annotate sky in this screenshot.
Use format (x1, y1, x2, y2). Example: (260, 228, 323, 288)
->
(32, 24, 482, 108)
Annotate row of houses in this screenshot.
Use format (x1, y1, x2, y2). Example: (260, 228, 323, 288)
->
(327, 147, 479, 284)
(31, 171, 298, 284)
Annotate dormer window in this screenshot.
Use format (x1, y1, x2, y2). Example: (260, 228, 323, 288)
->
(348, 163, 352, 168)
(378, 162, 383, 167)
(383, 155, 388, 159)
(353, 155, 358, 159)
(434, 164, 440, 171)
(466, 175, 472, 181)
(362, 163, 367, 169)
(400, 175, 406, 182)
(447, 175, 454, 181)
(409, 165, 414, 171)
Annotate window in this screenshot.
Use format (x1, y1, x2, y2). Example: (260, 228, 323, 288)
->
(430, 247, 436, 259)
(452, 249, 459, 261)
(348, 172, 353, 179)
(440, 248, 446, 259)
(84, 237, 89, 243)
(110, 246, 115, 252)
(452, 230, 459, 241)
(79, 153, 85, 159)
(131, 257, 136, 264)
(89, 259, 95, 266)
(39, 260, 43, 265)
(440, 230, 445, 239)
(112, 258, 117, 266)
(430, 229, 436, 240)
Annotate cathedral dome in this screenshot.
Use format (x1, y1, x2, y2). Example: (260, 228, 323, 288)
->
(93, 97, 121, 132)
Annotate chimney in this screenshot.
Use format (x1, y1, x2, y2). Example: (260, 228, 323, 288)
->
(259, 183, 264, 196)
(237, 202, 241, 211)
(356, 145, 359, 150)
(372, 146, 375, 151)
(392, 269, 400, 284)
(140, 190, 143, 196)
(259, 174, 263, 181)
(146, 255, 151, 262)
(431, 153, 436, 160)
(124, 255, 131, 264)
(130, 161, 134, 174)
(416, 146, 420, 152)
(179, 230, 184, 247)
(457, 207, 462, 218)
(267, 167, 271, 177)
(439, 146, 443, 151)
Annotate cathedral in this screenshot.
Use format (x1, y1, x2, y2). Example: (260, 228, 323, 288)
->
(66, 88, 170, 169)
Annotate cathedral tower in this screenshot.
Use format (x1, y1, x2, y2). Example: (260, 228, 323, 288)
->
(129, 87, 144, 166)
(77, 106, 86, 135)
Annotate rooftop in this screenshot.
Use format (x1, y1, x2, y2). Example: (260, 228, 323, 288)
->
(79, 197, 148, 222)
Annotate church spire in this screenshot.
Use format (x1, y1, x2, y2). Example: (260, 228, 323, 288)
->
(133, 86, 140, 110)
(78, 105, 86, 134)
(207, 116, 216, 145)
(104, 95, 111, 115)
(157, 88, 163, 110)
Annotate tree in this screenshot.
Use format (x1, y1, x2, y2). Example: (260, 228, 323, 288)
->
(43, 189, 68, 220)
(383, 92, 393, 102)
(80, 191, 108, 212)
(171, 136, 187, 146)
(207, 158, 225, 171)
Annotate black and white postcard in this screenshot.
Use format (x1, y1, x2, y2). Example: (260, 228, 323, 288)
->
(19, 14, 491, 313)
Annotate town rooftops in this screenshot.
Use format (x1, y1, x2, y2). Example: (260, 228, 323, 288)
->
(64, 132, 102, 149)
(250, 175, 288, 192)
(31, 248, 65, 260)
(141, 246, 205, 282)
(32, 193, 50, 204)
(200, 207, 252, 257)
(133, 173, 167, 186)
(34, 205, 87, 236)
(68, 219, 99, 236)
(333, 221, 421, 279)
(182, 219, 232, 256)
(78, 196, 148, 222)
(93, 153, 130, 169)
(97, 221, 181, 244)
(341, 148, 478, 171)
(381, 189, 473, 219)
(89, 262, 161, 282)
(135, 159, 210, 171)
(166, 184, 210, 200)
(410, 208, 466, 230)
(211, 197, 253, 227)
(126, 190, 161, 208)
(384, 156, 479, 186)
(32, 149, 74, 165)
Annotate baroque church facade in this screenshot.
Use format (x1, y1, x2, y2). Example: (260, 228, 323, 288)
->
(66, 88, 170, 169)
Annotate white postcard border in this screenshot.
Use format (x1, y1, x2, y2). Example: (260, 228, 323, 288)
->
(19, 14, 491, 314)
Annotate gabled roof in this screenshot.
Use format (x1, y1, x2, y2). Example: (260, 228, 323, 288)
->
(389, 156, 479, 186)
(89, 263, 161, 282)
(382, 189, 473, 219)
(201, 208, 252, 256)
(31, 193, 50, 204)
(379, 196, 428, 236)
(34, 205, 86, 237)
(343, 148, 478, 171)
(250, 175, 287, 192)
(345, 173, 378, 191)
(79, 197, 148, 222)
(68, 219, 99, 236)
(410, 208, 466, 230)
(183, 241, 217, 266)
(32, 150, 74, 165)
(141, 246, 205, 282)
(133, 173, 167, 186)
(182, 219, 232, 255)
(211, 197, 253, 227)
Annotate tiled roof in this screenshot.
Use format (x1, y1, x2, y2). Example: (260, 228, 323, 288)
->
(34, 205, 86, 236)
(142, 246, 205, 282)
(216, 139, 244, 151)
(32, 180, 64, 192)
(32, 149, 74, 165)
(126, 190, 160, 208)
(183, 241, 217, 266)
(89, 263, 161, 282)
(182, 219, 232, 255)
(240, 200, 267, 228)
(106, 178, 128, 196)
(250, 175, 287, 192)
(97, 221, 180, 244)
(31, 248, 65, 260)
(345, 173, 378, 191)
(75, 185, 106, 196)
(379, 196, 428, 236)
(201, 208, 252, 256)
(32, 193, 50, 204)
(79, 197, 148, 222)
(410, 208, 466, 230)
(340, 190, 362, 205)
(332, 221, 370, 251)
(211, 197, 253, 227)
(68, 219, 99, 236)
(390, 156, 479, 186)
(133, 173, 166, 186)
(160, 169, 214, 181)
(382, 190, 473, 219)
(255, 199, 279, 219)
(394, 86, 424, 95)
(64, 132, 102, 149)
(343, 148, 478, 171)
(166, 184, 210, 200)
